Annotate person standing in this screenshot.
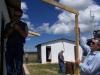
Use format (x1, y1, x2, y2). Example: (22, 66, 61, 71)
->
(4, 8, 28, 75)
(58, 50, 65, 73)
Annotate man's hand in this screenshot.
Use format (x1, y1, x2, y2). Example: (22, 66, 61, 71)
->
(75, 58, 80, 65)
(14, 25, 28, 37)
(14, 25, 20, 31)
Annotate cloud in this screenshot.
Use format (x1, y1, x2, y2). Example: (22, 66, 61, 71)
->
(21, 2, 36, 32)
(78, 4, 100, 32)
(21, 2, 29, 20)
(26, 37, 31, 41)
(21, 2, 28, 11)
(21, 13, 29, 19)
(36, 23, 50, 33)
(36, 0, 100, 38)
(50, 21, 73, 34)
(59, 0, 93, 10)
(36, 21, 73, 35)
(26, 21, 37, 31)
(21, 1, 100, 39)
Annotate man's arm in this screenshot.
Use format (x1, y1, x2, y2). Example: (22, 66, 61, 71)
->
(79, 54, 100, 74)
(78, 27, 91, 55)
(14, 24, 28, 38)
(80, 37, 91, 55)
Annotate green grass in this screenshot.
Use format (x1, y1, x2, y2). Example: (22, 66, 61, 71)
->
(27, 63, 64, 75)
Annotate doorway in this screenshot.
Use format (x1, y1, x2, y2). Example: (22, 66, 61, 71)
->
(46, 46, 51, 62)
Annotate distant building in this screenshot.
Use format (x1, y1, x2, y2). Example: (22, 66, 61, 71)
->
(36, 38, 83, 64)
(24, 52, 38, 63)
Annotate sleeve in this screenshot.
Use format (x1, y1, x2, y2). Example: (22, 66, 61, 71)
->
(80, 37, 91, 55)
(79, 54, 100, 74)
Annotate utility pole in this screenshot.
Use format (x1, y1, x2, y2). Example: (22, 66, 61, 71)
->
(90, 10, 95, 38)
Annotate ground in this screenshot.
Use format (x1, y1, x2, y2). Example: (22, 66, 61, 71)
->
(26, 63, 65, 75)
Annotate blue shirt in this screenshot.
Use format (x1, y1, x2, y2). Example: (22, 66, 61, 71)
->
(80, 37, 100, 75)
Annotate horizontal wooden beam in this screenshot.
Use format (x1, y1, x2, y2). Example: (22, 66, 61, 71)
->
(43, 0, 79, 15)
(28, 31, 40, 36)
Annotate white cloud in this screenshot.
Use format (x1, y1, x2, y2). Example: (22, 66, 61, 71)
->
(37, 0, 100, 38)
(26, 37, 31, 41)
(36, 23, 50, 33)
(36, 21, 74, 35)
(21, 2, 28, 11)
(21, 1, 100, 38)
(21, 2, 29, 20)
(21, 13, 29, 19)
(21, 2, 36, 32)
(26, 21, 36, 31)
(50, 22, 71, 34)
(59, 0, 93, 10)
(58, 11, 75, 23)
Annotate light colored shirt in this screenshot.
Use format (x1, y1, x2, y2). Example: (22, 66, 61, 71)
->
(80, 37, 91, 55)
(80, 37, 100, 75)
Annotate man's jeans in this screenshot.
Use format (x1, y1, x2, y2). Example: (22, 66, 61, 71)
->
(5, 50, 23, 75)
(59, 62, 65, 73)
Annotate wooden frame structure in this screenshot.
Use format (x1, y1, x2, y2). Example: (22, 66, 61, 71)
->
(43, 0, 80, 75)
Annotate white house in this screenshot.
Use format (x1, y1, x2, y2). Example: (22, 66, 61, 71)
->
(36, 38, 83, 64)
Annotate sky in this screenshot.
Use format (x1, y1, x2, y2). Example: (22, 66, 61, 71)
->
(21, 0, 100, 52)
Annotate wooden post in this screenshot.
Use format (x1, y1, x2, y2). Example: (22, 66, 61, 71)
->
(74, 14, 80, 75)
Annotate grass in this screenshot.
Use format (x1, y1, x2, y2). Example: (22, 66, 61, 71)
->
(26, 63, 64, 75)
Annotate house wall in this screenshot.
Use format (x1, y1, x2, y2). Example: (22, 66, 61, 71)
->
(41, 41, 62, 63)
(63, 42, 82, 62)
(40, 40, 83, 64)
(0, 0, 10, 75)
(51, 41, 65, 63)
(0, 0, 20, 75)
(41, 45, 46, 63)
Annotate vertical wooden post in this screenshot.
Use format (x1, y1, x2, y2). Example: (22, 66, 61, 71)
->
(75, 14, 80, 75)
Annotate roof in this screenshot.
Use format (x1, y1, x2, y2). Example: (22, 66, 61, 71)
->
(36, 38, 75, 47)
